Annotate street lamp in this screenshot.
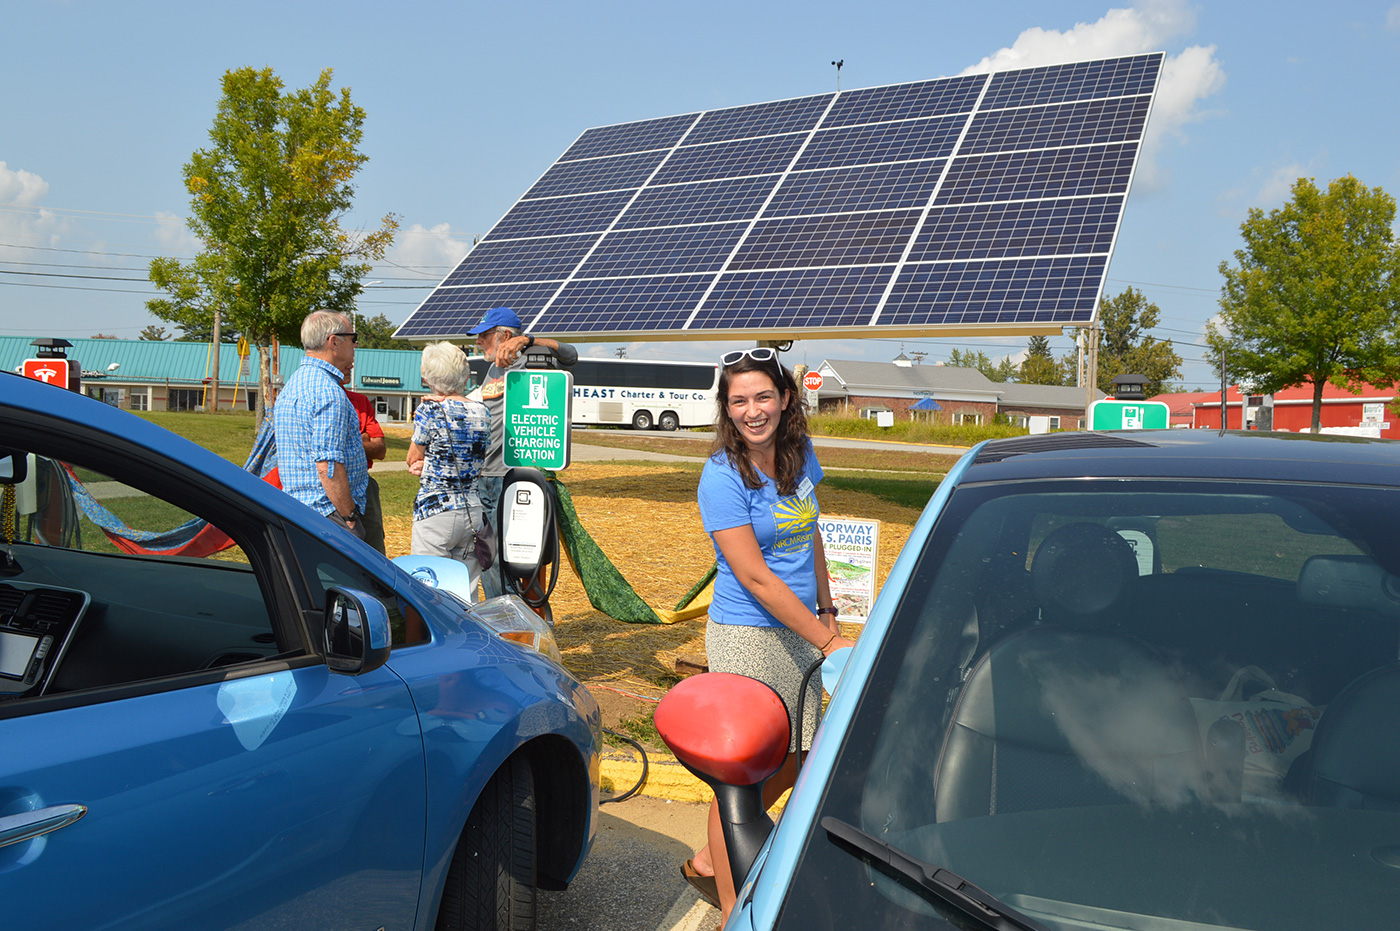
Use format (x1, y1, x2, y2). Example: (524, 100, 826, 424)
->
(354, 280, 383, 329)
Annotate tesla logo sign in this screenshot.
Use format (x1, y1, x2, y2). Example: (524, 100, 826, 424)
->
(23, 358, 71, 386)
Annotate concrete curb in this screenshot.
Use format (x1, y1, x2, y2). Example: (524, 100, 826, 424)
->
(601, 746, 713, 804)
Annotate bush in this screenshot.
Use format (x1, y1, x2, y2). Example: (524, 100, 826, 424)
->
(810, 409, 1026, 446)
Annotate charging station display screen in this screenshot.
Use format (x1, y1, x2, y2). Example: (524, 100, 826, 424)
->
(0, 630, 39, 679)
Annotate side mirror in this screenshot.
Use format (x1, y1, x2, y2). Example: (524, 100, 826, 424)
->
(0, 449, 28, 485)
(655, 673, 790, 886)
(323, 586, 392, 675)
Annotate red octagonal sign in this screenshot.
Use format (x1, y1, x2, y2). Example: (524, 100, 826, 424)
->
(802, 371, 824, 391)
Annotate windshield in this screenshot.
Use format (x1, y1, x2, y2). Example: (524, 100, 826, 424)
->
(778, 479, 1400, 931)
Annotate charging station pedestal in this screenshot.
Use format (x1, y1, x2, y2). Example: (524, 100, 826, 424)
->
(498, 468, 559, 625)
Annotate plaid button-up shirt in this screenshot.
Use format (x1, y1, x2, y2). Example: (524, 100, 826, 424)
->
(272, 356, 367, 517)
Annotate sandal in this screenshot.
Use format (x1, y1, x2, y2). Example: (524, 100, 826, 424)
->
(681, 858, 720, 908)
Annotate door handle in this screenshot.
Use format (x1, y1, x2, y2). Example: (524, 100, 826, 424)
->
(0, 804, 87, 849)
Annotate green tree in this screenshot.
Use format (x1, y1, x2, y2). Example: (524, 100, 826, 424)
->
(147, 66, 397, 421)
(1207, 175, 1400, 432)
(139, 325, 168, 341)
(1019, 335, 1066, 385)
(947, 348, 1016, 382)
(1097, 287, 1182, 397)
(355, 313, 413, 350)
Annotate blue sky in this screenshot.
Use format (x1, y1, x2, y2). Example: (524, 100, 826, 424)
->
(3, 0, 1399, 389)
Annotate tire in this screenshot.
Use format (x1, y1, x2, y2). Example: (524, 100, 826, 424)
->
(631, 410, 653, 430)
(436, 756, 537, 931)
(658, 411, 679, 431)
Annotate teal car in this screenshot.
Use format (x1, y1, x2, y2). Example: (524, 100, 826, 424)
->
(663, 430, 1400, 931)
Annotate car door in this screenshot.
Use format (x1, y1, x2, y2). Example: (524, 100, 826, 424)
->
(0, 435, 427, 930)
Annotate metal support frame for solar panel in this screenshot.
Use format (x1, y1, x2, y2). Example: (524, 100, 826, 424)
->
(396, 52, 1164, 343)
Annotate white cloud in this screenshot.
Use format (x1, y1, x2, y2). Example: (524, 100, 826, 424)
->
(153, 210, 200, 254)
(1387, 4, 1400, 29)
(0, 161, 66, 265)
(961, 0, 1226, 192)
(1217, 160, 1316, 216)
(0, 161, 49, 205)
(388, 222, 472, 278)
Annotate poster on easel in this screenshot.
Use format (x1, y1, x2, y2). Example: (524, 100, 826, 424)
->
(818, 516, 880, 624)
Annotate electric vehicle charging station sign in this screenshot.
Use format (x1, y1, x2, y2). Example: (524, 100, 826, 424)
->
(503, 369, 573, 470)
(1089, 399, 1170, 430)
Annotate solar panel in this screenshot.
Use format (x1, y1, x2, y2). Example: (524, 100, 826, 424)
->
(397, 52, 1163, 342)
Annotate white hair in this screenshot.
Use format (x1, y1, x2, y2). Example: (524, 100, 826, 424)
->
(420, 341, 471, 395)
(301, 310, 351, 351)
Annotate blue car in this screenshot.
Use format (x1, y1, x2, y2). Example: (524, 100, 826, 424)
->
(0, 372, 599, 930)
(661, 430, 1400, 931)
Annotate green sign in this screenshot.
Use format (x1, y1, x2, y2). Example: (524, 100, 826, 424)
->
(503, 369, 573, 469)
(1089, 399, 1170, 431)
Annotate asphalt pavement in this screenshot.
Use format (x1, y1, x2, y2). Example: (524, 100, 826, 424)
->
(538, 795, 720, 931)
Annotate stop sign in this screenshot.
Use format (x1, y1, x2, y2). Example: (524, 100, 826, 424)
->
(803, 371, 824, 391)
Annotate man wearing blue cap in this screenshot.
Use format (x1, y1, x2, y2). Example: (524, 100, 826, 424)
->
(467, 306, 577, 598)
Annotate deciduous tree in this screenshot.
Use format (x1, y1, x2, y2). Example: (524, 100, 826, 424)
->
(1207, 175, 1400, 431)
(147, 66, 397, 421)
(355, 313, 413, 350)
(1097, 287, 1182, 397)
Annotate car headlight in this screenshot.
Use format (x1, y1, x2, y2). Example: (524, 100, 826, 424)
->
(467, 595, 563, 664)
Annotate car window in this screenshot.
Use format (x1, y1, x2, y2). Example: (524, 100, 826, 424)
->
(282, 526, 430, 648)
(0, 452, 283, 707)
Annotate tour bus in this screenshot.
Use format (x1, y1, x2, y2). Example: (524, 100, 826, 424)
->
(467, 356, 720, 430)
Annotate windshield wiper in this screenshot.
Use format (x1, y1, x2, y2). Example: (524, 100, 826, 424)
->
(821, 817, 1050, 931)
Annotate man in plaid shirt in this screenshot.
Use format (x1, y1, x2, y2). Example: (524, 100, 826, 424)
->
(273, 310, 369, 540)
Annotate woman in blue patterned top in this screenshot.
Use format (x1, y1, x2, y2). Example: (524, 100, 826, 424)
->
(407, 342, 491, 583)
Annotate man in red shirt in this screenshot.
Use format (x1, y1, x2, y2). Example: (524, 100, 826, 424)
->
(344, 384, 387, 554)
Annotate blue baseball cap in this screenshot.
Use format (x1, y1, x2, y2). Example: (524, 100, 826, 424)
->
(467, 306, 522, 335)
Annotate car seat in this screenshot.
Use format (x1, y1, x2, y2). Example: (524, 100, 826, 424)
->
(932, 523, 1203, 821)
(1299, 663, 1400, 810)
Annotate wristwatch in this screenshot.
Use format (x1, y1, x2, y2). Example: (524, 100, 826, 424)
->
(816, 606, 838, 617)
(525, 335, 535, 349)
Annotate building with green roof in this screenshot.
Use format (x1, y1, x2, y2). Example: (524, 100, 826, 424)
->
(0, 336, 429, 420)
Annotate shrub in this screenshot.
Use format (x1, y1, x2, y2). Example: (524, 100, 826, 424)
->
(809, 409, 1026, 446)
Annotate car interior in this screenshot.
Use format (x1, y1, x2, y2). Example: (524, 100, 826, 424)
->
(862, 482, 1400, 827)
(0, 451, 285, 705)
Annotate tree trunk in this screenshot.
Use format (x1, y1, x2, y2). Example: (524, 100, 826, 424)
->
(257, 345, 272, 425)
(1311, 380, 1324, 433)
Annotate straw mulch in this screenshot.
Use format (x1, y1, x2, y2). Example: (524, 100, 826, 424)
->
(383, 460, 923, 723)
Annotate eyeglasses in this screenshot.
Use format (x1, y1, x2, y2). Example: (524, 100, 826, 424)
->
(333, 331, 358, 344)
(721, 347, 778, 367)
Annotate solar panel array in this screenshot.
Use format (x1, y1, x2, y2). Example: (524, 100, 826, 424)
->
(397, 53, 1162, 341)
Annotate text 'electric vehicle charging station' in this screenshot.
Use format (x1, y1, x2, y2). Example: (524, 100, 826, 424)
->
(497, 359, 573, 623)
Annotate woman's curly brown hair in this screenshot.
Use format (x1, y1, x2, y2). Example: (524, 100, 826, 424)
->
(710, 354, 810, 495)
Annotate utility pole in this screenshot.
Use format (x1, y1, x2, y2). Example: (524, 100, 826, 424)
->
(1083, 323, 1099, 429)
(208, 309, 221, 413)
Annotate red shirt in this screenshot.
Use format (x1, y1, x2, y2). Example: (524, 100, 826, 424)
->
(345, 388, 384, 469)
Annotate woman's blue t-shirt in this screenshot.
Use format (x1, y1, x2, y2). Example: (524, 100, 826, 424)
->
(697, 441, 823, 628)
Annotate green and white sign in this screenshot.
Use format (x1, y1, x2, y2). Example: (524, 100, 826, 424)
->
(503, 369, 573, 469)
(1089, 399, 1170, 431)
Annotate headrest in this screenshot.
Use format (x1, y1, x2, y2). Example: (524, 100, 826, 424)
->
(1032, 522, 1139, 620)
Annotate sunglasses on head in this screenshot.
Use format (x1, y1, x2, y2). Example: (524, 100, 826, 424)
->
(721, 347, 778, 367)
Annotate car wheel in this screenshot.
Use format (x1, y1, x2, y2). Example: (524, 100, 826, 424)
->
(658, 412, 679, 431)
(632, 410, 653, 430)
(436, 756, 537, 931)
